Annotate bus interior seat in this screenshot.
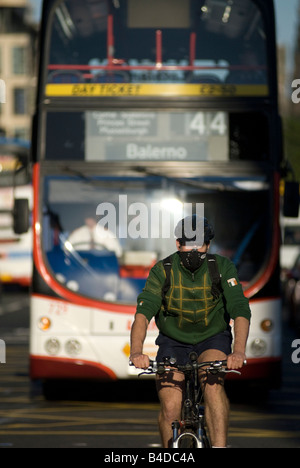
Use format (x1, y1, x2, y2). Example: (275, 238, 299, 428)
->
(91, 72, 130, 83)
(187, 73, 221, 84)
(46, 247, 155, 302)
(120, 251, 157, 279)
(47, 247, 120, 299)
(48, 71, 85, 84)
(118, 277, 147, 302)
(225, 72, 267, 85)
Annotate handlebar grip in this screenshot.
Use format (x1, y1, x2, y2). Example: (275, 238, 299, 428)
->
(129, 359, 155, 368)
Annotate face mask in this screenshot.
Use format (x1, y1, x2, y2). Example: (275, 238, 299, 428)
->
(179, 250, 207, 273)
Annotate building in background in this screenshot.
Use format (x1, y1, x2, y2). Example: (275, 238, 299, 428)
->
(0, 0, 37, 140)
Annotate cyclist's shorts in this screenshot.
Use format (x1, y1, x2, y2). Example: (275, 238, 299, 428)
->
(155, 330, 232, 366)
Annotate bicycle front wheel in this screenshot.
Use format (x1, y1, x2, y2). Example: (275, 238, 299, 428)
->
(173, 431, 203, 449)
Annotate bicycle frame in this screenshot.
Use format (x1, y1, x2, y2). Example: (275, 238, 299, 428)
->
(172, 354, 211, 449)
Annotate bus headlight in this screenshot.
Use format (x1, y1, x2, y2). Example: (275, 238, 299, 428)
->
(45, 338, 61, 356)
(250, 338, 267, 357)
(65, 339, 81, 356)
(260, 319, 274, 332)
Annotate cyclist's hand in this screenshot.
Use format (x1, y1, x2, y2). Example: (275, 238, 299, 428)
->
(227, 352, 246, 370)
(130, 353, 150, 370)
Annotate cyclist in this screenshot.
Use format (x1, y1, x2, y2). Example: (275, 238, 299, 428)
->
(130, 215, 251, 448)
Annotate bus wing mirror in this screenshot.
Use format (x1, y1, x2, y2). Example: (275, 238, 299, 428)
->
(13, 198, 30, 235)
(283, 181, 300, 218)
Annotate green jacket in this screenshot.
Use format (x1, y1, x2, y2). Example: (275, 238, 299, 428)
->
(136, 252, 251, 345)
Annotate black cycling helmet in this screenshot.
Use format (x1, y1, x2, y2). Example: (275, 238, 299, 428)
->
(175, 215, 215, 246)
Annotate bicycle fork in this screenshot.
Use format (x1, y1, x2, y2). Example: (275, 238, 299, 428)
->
(172, 422, 205, 448)
(171, 410, 207, 449)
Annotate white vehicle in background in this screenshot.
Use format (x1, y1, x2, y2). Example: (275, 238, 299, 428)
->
(0, 138, 32, 286)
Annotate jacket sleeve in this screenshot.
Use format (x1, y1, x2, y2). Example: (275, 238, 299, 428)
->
(220, 258, 252, 322)
(136, 262, 164, 322)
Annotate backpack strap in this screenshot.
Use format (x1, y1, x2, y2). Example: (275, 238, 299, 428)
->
(206, 254, 223, 300)
(162, 256, 173, 316)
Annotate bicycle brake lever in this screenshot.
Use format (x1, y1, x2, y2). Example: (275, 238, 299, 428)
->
(224, 369, 241, 375)
(138, 370, 154, 377)
(208, 367, 241, 376)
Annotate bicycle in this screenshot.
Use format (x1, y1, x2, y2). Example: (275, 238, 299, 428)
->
(132, 352, 244, 448)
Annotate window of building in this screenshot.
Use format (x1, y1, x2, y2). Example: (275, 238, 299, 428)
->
(12, 47, 27, 75)
(14, 88, 27, 115)
(14, 128, 29, 140)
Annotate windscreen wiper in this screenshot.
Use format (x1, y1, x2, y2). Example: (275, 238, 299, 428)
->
(62, 165, 92, 182)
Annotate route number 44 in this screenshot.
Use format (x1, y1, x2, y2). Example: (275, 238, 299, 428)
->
(189, 112, 227, 136)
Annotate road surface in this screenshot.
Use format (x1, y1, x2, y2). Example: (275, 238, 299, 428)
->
(0, 291, 299, 448)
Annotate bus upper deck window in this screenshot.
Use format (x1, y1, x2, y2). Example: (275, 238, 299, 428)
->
(47, 0, 268, 88)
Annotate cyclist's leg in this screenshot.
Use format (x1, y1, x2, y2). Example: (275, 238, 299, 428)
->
(155, 333, 192, 448)
(156, 371, 185, 448)
(198, 349, 230, 448)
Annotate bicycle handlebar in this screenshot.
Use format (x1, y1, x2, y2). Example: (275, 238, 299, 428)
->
(130, 358, 247, 377)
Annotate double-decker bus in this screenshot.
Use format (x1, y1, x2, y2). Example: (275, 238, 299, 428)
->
(28, 0, 282, 387)
(0, 138, 32, 286)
